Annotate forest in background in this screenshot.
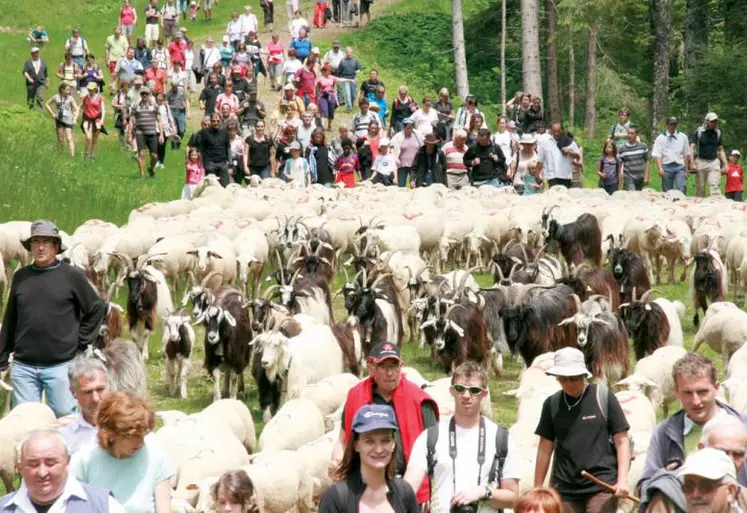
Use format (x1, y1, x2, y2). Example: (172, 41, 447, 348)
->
(353, 0, 747, 148)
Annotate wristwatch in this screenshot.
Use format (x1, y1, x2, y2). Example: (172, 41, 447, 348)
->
(483, 484, 492, 500)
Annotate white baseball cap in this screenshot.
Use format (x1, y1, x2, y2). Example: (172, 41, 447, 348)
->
(731, 150, 741, 157)
(677, 448, 737, 482)
(545, 347, 592, 378)
(379, 137, 391, 147)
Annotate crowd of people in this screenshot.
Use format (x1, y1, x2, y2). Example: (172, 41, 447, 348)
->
(22, 0, 745, 199)
(1, 220, 744, 513)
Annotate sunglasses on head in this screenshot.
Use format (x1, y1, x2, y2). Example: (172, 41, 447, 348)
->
(451, 384, 485, 396)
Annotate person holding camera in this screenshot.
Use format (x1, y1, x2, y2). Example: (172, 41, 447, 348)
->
(534, 347, 630, 513)
(404, 361, 520, 513)
(320, 404, 420, 513)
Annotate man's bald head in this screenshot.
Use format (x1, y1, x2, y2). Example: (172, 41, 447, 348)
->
(19, 430, 71, 505)
(700, 415, 747, 471)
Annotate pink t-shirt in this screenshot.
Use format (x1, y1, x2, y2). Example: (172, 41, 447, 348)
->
(316, 75, 336, 93)
(294, 67, 316, 92)
(186, 161, 205, 185)
(120, 6, 136, 25)
(398, 133, 421, 168)
(267, 42, 284, 64)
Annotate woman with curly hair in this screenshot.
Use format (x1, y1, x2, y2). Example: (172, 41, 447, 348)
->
(74, 392, 175, 513)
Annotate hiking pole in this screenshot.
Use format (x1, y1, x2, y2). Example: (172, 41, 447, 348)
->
(581, 470, 640, 504)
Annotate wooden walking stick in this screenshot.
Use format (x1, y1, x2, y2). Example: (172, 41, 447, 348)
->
(581, 470, 640, 504)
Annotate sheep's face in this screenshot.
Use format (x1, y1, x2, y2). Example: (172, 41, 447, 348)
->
(259, 333, 288, 379)
(92, 251, 109, 274)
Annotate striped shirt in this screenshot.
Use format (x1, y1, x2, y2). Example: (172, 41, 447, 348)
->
(352, 112, 376, 138)
(442, 141, 468, 174)
(130, 102, 160, 135)
(618, 141, 648, 180)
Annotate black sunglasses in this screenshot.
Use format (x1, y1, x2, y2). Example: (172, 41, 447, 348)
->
(451, 384, 485, 396)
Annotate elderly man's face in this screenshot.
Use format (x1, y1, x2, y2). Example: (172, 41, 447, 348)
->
(73, 371, 108, 426)
(708, 430, 747, 471)
(366, 360, 402, 396)
(20, 437, 70, 505)
(302, 112, 313, 126)
(707, 120, 718, 130)
(210, 114, 221, 128)
(683, 475, 736, 513)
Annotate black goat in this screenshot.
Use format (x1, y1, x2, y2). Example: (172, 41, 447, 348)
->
(542, 206, 602, 267)
(618, 289, 670, 360)
(609, 247, 651, 305)
(692, 250, 726, 326)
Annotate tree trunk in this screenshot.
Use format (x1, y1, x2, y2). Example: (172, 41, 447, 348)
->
(521, 0, 543, 96)
(501, 0, 507, 115)
(452, 0, 470, 99)
(546, 0, 561, 122)
(568, 18, 575, 130)
(723, 0, 747, 44)
(684, 0, 709, 116)
(584, 21, 598, 138)
(651, 0, 671, 141)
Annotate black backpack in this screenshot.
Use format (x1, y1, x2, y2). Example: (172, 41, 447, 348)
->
(425, 421, 509, 511)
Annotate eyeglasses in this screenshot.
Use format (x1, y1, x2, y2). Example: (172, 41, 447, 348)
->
(720, 449, 746, 459)
(556, 376, 585, 383)
(682, 478, 729, 495)
(451, 384, 486, 396)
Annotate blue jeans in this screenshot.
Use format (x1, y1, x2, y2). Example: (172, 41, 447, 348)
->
(342, 81, 356, 110)
(250, 165, 272, 179)
(662, 162, 686, 193)
(11, 360, 78, 417)
(397, 166, 411, 188)
(623, 176, 644, 191)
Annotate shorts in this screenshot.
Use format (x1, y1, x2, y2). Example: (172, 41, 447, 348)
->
(136, 132, 158, 154)
(108, 61, 117, 74)
(55, 119, 73, 130)
(145, 24, 159, 44)
(203, 0, 214, 9)
(121, 23, 135, 39)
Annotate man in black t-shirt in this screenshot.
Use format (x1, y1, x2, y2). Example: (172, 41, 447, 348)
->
(534, 347, 631, 513)
(359, 68, 383, 102)
(690, 112, 728, 198)
(199, 113, 230, 186)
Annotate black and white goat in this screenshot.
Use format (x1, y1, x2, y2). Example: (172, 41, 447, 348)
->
(161, 312, 194, 398)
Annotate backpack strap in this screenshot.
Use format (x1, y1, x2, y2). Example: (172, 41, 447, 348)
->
(488, 426, 509, 486)
(549, 390, 562, 421)
(425, 424, 439, 506)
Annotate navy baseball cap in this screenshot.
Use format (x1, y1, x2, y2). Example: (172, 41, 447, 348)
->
(368, 342, 402, 364)
(352, 404, 398, 434)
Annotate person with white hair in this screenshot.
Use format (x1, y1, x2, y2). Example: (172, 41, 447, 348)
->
(641, 415, 747, 513)
(442, 129, 469, 190)
(0, 429, 125, 513)
(60, 357, 110, 456)
(677, 448, 740, 513)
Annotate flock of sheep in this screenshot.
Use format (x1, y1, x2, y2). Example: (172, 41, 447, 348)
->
(3, 175, 747, 511)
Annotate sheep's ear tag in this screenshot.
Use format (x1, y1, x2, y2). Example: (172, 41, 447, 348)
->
(645, 304, 652, 311)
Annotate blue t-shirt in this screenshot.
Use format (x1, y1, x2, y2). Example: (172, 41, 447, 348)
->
(75, 434, 176, 513)
(599, 156, 620, 186)
(289, 37, 312, 60)
(219, 45, 235, 67)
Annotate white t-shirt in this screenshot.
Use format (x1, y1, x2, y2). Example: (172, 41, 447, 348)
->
(290, 18, 308, 39)
(410, 108, 439, 137)
(373, 154, 396, 176)
(492, 131, 513, 167)
(408, 416, 521, 513)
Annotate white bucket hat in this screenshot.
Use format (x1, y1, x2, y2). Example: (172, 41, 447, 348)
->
(677, 447, 737, 482)
(545, 347, 591, 378)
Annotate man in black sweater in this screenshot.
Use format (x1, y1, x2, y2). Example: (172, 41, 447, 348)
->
(463, 128, 509, 187)
(0, 220, 105, 418)
(200, 112, 231, 186)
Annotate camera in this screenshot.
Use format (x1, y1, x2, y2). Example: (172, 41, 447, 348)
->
(450, 505, 478, 513)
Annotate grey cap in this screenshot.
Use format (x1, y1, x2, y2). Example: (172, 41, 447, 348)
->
(705, 112, 719, 122)
(140, 86, 152, 95)
(21, 220, 66, 253)
(666, 117, 678, 125)
(289, 141, 302, 151)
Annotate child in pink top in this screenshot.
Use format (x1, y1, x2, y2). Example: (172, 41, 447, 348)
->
(182, 148, 205, 199)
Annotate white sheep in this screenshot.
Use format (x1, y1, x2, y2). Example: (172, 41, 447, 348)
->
(692, 301, 747, 368)
(615, 389, 656, 456)
(258, 399, 325, 452)
(727, 342, 747, 379)
(188, 233, 237, 288)
(298, 373, 359, 416)
(155, 417, 250, 492)
(721, 377, 747, 412)
(0, 221, 32, 269)
(233, 227, 269, 298)
(0, 403, 57, 491)
(191, 400, 257, 455)
(401, 366, 429, 388)
(615, 346, 688, 416)
(295, 429, 338, 501)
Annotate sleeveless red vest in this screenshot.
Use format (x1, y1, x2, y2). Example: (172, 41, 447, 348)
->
(343, 376, 439, 504)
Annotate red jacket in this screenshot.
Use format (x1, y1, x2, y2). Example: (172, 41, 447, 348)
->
(725, 164, 744, 193)
(343, 376, 439, 504)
